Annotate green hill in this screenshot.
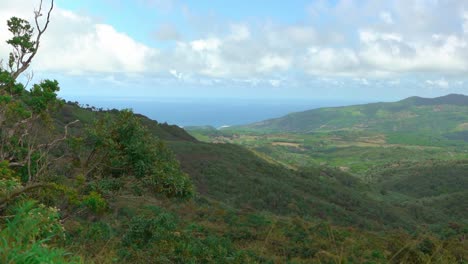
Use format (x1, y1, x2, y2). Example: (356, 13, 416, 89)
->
(238, 94, 468, 136)
(402, 94, 468, 106)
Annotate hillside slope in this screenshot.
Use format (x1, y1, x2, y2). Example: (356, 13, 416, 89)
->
(56, 102, 467, 235)
(239, 94, 468, 135)
(57, 103, 411, 229)
(14, 99, 468, 262)
(375, 160, 468, 222)
(168, 141, 418, 230)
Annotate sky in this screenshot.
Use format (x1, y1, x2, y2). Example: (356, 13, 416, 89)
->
(0, 0, 468, 102)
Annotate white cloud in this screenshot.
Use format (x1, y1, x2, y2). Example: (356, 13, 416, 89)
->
(303, 47, 360, 76)
(354, 78, 370, 86)
(388, 79, 401, 86)
(284, 26, 317, 45)
(174, 38, 228, 77)
(169, 69, 183, 79)
(426, 78, 449, 89)
(380, 11, 394, 25)
(258, 55, 291, 73)
(463, 11, 468, 34)
(360, 30, 402, 43)
(0, 0, 160, 74)
(228, 24, 250, 41)
(1, 0, 468, 86)
(40, 22, 158, 73)
(190, 38, 221, 52)
(358, 30, 467, 75)
(269, 79, 281, 87)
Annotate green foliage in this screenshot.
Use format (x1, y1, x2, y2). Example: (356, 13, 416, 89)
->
(0, 161, 15, 180)
(376, 160, 468, 198)
(6, 17, 35, 55)
(111, 198, 466, 264)
(120, 206, 255, 263)
(26, 79, 61, 113)
(0, 161, 22, 198)
(0, 5, 196, 263)
(81, 109, 193, 198)
(82, 191, 107, 214)
(0, 200, 80, 264)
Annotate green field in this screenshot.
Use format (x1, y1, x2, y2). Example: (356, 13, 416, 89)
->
(188, 128, 468, 176)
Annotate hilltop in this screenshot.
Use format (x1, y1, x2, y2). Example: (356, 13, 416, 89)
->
(402, 93, 468, 106)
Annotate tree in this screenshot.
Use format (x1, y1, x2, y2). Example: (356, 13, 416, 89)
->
(6, 0, 53, 80)
(0, 0, 79, 198)
(71, 110, 193, 198)
(0, 1, 193, 260)
(0, 1, 85, 261)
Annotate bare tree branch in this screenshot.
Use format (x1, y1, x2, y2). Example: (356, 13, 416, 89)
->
(11, 0, 54, 81)
(37, 119, 79, 150)
(0, 183, 56, 209)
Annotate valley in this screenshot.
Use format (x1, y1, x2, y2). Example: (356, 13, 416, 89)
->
(185, 94, 468, 237)
(189, 94, 468, 173)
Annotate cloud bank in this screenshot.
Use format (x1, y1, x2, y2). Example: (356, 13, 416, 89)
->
(0, 0, 467, 98)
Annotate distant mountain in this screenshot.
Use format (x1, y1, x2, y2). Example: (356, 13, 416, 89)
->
(401, 93, 468, 106)
(236, 94, 468, 135)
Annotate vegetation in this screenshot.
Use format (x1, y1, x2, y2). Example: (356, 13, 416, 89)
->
(0, 1, 466, 263)
(236, 94, 468, 136)
(0, 2, 191, 262)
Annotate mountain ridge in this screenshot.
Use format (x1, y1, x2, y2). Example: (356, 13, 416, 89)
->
(401, 93, 468, 106)
(234, 93, 468, 134)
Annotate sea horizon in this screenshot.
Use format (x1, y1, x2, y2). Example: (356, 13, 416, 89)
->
(63, 96, 371, 128)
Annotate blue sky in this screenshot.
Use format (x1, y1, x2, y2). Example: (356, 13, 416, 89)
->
(1, 0, 468, 102)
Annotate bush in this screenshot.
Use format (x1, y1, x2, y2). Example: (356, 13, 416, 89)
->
(0, 200, 81, 263)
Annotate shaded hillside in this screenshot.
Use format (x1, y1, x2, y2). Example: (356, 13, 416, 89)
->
(168, 141, 418, 230)
(237, 94, 468, 135)
(376, 160, 468, 199)
(375, 160, 468, 221)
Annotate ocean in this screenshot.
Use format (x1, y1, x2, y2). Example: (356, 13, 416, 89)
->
(67, 97, 366, 128)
